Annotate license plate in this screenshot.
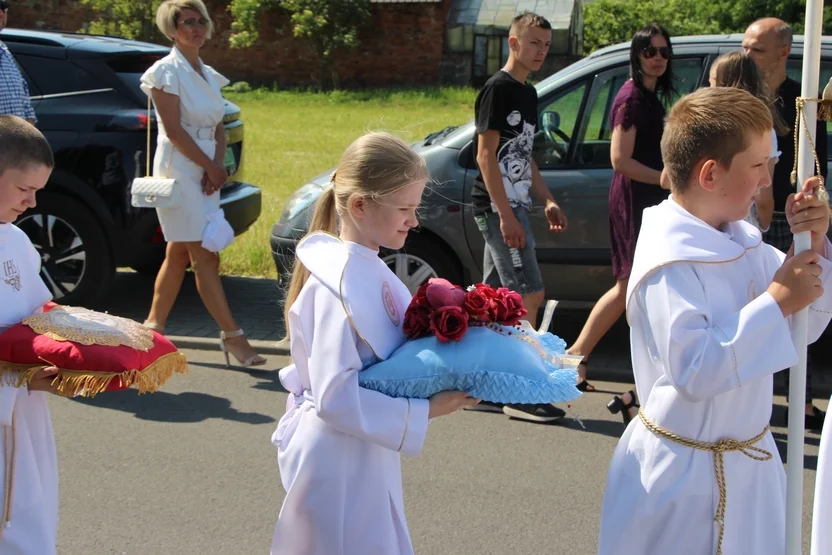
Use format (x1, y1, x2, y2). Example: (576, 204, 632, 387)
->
(223, 146, 236, 170)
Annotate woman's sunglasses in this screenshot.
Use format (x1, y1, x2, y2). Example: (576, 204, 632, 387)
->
(178, 17, 210, 29)
(642, 46, 671, 60)
(0, 1, 8, 12)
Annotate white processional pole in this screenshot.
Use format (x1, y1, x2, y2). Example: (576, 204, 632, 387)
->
(786, 2, 824, 553)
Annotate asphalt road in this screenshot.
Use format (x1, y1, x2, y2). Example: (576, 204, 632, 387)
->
(50, 348, 828, 555)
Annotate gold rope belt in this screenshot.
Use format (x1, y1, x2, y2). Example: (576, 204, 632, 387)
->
(637, 408, 772, 555)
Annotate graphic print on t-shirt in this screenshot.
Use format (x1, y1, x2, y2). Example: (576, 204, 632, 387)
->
(497, 119, 534, 210)
(471, 70, 539, 215)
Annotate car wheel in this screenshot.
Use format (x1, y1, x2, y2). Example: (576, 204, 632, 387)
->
(381, 235, 463, 295)
(15, 194, 114, 307)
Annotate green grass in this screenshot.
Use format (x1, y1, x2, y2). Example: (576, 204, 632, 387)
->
(219, 87, 478, 278)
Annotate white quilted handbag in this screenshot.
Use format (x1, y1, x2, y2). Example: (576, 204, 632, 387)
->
(131, 95, 182, 209)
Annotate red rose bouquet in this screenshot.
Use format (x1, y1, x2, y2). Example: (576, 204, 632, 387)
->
(403, 279, 528, 343)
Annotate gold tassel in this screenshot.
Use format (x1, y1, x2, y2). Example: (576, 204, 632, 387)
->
(819, 77, 832, 121)
(0, 352, 188, 398)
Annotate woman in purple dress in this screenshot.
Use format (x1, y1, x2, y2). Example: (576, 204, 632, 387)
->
(566, 24, 674, 421)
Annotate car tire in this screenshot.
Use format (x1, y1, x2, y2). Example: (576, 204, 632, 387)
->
(381, 234, 463, 294)
(15, 193, 114, 307)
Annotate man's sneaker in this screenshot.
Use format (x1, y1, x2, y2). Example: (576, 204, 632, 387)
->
(503, 403, 566, 423)
(464, 400, 505, 413)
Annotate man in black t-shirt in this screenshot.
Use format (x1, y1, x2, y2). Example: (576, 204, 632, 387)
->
(466, 12, 568, 424)
(744, 17, 828, 431)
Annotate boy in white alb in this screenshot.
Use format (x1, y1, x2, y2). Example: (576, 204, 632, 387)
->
(598, 88, 832, 555)
(0, 115, 61, 554)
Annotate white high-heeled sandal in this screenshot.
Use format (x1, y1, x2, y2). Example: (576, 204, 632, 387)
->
(219, 329, 267, 368)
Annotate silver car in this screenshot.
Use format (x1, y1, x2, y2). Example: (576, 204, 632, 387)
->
(270, 34, 832, 308)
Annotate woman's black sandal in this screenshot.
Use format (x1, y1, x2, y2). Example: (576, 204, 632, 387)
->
(576, 379, 596, 392)
(575, 362, 595, 392)
(607, 390, 640, 425)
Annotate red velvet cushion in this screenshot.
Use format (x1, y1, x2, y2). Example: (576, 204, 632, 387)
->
(0, 303, 187, 397)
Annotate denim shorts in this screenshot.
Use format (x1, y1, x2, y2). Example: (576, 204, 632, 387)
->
(475, 207, 544, 296)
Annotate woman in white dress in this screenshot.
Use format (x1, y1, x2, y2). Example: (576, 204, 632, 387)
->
(139, 0, 264, 367)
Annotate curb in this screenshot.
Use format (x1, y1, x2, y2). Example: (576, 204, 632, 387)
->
(167, 335, 291, 356)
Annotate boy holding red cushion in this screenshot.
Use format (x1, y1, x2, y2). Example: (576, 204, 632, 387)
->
(0, 115, 60, 554)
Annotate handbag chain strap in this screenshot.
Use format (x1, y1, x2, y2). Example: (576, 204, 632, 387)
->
(145, 94, 152, 177)
(144, 94, 175, 179)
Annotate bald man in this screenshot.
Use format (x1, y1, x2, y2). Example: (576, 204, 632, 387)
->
(744, 17, 828, 431)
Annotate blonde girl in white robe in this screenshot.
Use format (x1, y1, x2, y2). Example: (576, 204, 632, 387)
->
(0, 116, 63, 555)
(270, 132, 480, 555)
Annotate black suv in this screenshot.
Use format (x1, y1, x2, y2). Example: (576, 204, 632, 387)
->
(2, 28, 262, 305)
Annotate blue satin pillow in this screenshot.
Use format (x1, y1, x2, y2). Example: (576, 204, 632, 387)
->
(358, 325, 581, 404)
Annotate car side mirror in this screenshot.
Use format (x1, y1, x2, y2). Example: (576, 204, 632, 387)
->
(541, 111, 560, 132)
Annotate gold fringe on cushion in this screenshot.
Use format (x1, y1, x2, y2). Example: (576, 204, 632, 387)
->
(0, 352, 188, 398)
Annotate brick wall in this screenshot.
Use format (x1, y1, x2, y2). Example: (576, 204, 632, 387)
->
(8, 0, 452, 87)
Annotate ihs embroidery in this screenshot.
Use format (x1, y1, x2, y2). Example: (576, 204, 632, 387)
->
(3, 259, 20, 292)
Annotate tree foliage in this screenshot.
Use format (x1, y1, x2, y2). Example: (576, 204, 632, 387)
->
(79, 0, 164, 43)
(230, 0, 371, 90)
(583, 0, 832, 54)
(81, 0, 372, 89)
(228, 0, 275, 49)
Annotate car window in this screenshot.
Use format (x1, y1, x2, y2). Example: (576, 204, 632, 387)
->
(533, 80, 589, 169)
(577, 65, 628, 167)
(107, 55, 164, 100)
(574, 57, 705, 168)
(14, 55, 107, 96)
(786, 59, 832, 160)
(667, 57, 705, 105)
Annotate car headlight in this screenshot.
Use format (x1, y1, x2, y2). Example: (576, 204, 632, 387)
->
(281, 183, 326, 222)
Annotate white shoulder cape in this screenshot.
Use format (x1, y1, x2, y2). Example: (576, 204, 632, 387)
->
(295, 232, 413, 361)
(626, 199, 763, 317)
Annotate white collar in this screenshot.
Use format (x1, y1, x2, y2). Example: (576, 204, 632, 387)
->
(170, 45, 204, 74)
(295, 232, 411, 361)
(626, 198, 762, 312)
(344, 240, 379, 261)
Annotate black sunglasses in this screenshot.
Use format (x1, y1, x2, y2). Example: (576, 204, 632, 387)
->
(0, 1, 8, 12)
(642, 46, 671, 60)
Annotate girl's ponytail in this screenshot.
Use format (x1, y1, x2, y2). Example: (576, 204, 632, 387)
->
(282, 186, 337, 337)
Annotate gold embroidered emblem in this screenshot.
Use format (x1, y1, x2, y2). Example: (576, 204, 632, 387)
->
(22, 305, 155, 351)
(382, 282, 399, 326)
(2, 259, 20, 292)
